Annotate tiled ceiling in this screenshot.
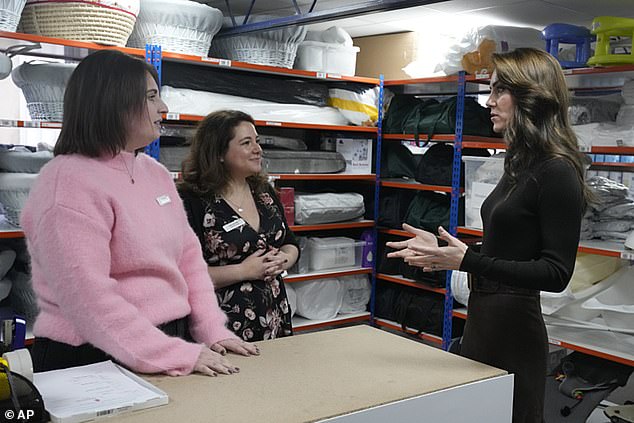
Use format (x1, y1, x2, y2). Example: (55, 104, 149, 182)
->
(197, 0, 634, 37)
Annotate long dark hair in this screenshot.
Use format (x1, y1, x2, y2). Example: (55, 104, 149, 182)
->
(179, 110, 269, 196)
(54, 50, 159, 157)
(492, 48, 592, 205)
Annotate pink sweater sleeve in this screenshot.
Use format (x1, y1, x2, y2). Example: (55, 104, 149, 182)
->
(30, 204, 203, 375)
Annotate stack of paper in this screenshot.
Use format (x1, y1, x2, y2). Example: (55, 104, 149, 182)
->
(33, 361, 168, 423)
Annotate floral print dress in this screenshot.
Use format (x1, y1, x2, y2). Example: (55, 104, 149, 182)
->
(181, 185, 298, 342)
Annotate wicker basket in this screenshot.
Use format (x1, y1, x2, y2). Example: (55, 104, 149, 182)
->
(0, 0, 26, 31)
(11, 62, 77, 121)
(0, 173, 37, 227)
(210, 18, 306, 69)
(19, 0, 139, 46)
(211, 37, 300, 68)
(127, 0, 223, 56)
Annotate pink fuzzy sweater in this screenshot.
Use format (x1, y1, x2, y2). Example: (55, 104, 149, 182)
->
(21, 151, 237, 375)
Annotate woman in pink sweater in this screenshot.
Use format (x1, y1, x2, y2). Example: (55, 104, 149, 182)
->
(21, 50, 258, 376)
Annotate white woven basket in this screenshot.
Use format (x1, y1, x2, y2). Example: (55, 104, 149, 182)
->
(11, 62, 77, 121)
(211, 37, 301, 69)
(210, 18, 306, 69)
(127, 0, 223, 56)
(0, 173, 37, 227)
(0, 0, 26, 31)
(19, 1, 139, 46)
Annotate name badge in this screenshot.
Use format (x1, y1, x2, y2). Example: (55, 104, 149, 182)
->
(223, 218, 246, 232)
(156, 195, 171, 206)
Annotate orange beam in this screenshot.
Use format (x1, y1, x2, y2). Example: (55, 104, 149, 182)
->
(290, 220, 375, 232)
(377, 274, 446, 295)
(285, 268, 372, 283)
(294, 314, 371, 332)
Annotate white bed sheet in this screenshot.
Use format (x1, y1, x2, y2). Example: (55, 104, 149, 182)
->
(161, 86, 350, 126)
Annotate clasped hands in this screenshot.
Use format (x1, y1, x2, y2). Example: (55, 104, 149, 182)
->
(386, 223, 468, 272)
(241, 247, 288, 283)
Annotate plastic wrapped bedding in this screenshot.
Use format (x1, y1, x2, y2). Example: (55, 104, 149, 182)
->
(339, 274, 371, 314)
(294, 192, 365, 225)
(161, 86, 349, 126)
(580, 266, 634, 333)
(261, 150, 346, 174)
(293, 278, 344, 320)
(0, 149, 53, 173)
(162, 60, 329, 106)
(573, 123, 634, 148)
(569, 96, 621, 125)
(409, 25, 544, 77)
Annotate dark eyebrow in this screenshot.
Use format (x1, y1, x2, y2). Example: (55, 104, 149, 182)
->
(146, 89, 158, 95)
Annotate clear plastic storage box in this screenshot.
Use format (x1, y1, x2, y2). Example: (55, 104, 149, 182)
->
(308, 237, 366, 271)
(463, 156, 505, 229)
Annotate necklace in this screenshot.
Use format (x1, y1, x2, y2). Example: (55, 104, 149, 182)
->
(121, 155, 135, 184)
(223, 185, 250, 213)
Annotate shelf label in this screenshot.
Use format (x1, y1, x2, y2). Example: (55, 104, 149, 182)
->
(548, 338, 562, 346)
(621, 250, 634, 260)
(165, 113, 180, 121)
(475, 72, 489, 80)
(219, 59, 232, 67)
(0, 120, 15, 127)
(562, 69, 573, 75)
(40, 122, 61, 129)
(169, 172, 181, 180)
(327, 73, 342, 79)
(265, 121, 282, 126)
(579, 144, 590, 152)
(24, 121, 40, 128)
(314, 72, 326, 79)
(201, 57, 220, 64)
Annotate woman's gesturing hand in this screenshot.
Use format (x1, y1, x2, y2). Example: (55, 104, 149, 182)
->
(386, 224, 467, 272)
(386, 223, 439, 259)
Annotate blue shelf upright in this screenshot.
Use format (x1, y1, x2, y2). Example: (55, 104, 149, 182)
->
(442, 71, 466, 350)
(144, 44, 162, 160)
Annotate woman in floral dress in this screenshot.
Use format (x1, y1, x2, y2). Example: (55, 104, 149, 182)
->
(179, 110, 299, 342)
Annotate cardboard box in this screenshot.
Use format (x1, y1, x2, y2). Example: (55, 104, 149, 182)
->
(353, 32, 418, 80)
(334, 137, 373, 174)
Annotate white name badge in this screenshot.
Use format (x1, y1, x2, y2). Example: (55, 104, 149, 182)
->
(223, 218, 246, 232)
(156, 195, 171, 206)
